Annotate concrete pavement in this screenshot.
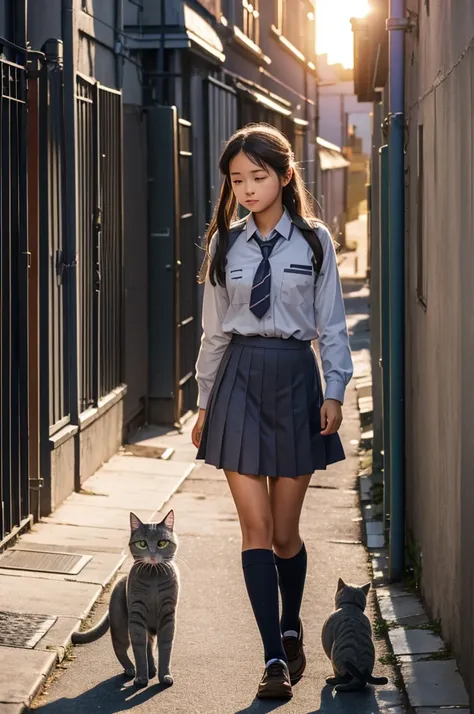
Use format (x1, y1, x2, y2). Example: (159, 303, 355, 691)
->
(0, 446, 194, 713)
(25, 279, 405, 714)
(338, 214, 369, 281)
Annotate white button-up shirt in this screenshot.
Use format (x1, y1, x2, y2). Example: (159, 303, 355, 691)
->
(196, 209, 353, 409)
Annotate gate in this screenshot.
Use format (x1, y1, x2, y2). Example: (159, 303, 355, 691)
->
(38, 47, 70, 436)
(147, 107, 198, 425)
(176, 118, 197, 419)
(0, 56, 30, 541)
(98, 86, 123, 398)
(76, 74, 123, 412)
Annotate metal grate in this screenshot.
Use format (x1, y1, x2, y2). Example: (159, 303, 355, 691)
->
(0, 611, 56, 648)
(0, 549, 92, 575)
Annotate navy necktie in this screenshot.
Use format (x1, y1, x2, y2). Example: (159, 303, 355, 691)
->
(249, 232, 281, 319)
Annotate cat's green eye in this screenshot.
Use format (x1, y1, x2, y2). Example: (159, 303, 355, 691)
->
(135, 540, 148, 549)
(157, 540, 168, 549)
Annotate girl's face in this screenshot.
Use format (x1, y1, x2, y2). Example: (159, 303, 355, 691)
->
(229, 150, 291, 214)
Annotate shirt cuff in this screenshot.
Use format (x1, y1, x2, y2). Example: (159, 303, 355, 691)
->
(324, 380, 346, 405)
(197, 390, 210, 410)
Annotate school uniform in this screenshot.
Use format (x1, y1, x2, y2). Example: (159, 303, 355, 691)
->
(195, 207, 353, 478)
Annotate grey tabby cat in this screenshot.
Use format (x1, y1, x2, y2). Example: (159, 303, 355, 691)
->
(72, 510, 179, 689)
(321, 578, 388, 692)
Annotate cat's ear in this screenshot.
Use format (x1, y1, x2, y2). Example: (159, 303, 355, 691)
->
(130, 512, 144, 532)
(163, 510, 174, 531)
(362, 582, 371, 596)
(337, 577, 346, 592)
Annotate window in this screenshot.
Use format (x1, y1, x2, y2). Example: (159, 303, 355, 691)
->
(416, 124, 427, 308)
(222, 1, 262, 53)
(275, 0, 312, 58)
(243, 0, 260, 46)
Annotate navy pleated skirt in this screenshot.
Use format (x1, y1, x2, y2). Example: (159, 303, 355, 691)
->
(197, 334, 345, 478)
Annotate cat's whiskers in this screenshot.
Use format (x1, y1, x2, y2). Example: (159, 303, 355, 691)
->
(172, 555, 190, 572)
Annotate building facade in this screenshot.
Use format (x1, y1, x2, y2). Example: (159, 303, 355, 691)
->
(0, 0, 350, 546)
(0, 0, 125, 542)
(120, 0, 321, 426)
(352, 0, 474, 698)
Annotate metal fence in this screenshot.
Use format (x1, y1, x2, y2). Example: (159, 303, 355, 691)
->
(76, 74, 98, 412)
(39, 51, 70, 434)
(76, 75, 123, 411)
(177, 118, 197, 418)
(0, 56, 29, 540)
(98, 86, 123, 397)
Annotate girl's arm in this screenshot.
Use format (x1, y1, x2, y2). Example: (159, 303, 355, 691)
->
(195, 234, 232, 409)
(314, 226, 353, 404)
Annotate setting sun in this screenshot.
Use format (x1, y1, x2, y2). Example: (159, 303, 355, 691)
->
(317, 0, 371, 68)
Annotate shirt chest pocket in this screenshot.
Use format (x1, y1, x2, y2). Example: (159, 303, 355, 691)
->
(280, 267, 314, 306)
(228, 267, 255, 306)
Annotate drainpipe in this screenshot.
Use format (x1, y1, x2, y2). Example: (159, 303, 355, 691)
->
(61, 0, 81, 493)
(380, 141, 390, 541)
(114, 0, 123, 90)
(386, 0, 406, 581)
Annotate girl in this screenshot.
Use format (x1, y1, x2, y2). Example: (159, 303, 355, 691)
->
(192, 124, 353, 699)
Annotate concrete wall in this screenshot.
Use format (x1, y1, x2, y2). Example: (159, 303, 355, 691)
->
(319, 81, 372, 155)
(0, 0, 6, 36)
(404, 0, 474, 695)
(28, 0, 117, 86)
(320, 167, 346, 238)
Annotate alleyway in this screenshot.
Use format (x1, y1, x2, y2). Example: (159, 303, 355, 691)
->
(27, 274, 405, 714)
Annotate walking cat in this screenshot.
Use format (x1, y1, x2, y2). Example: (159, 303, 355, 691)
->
(321, 578, 388, 692)
(72, 510, 179, 688)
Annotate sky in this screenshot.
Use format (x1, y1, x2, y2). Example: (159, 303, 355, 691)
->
(316, 0, 371, 68)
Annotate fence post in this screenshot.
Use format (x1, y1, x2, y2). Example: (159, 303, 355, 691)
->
(62, 2, 81, 491)
(27, 55, 42, 522)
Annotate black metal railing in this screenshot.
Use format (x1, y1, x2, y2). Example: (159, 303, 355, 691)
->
(39, 49, 70, 433)
(76, 74, 123, 411)
(177, 118, 197, 417)
(0, 56, 29, 540)
(98, 85, 123, 397)
(76, 74, 99, 412)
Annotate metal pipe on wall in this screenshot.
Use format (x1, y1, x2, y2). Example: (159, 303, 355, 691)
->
(380, 142, 391, 541)
(387, 0, 406, 581)
(369, 101, 384, 475)
(114, 0, 124, 90)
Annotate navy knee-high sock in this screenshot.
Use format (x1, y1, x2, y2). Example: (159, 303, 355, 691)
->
(275, 542, 307, 634)
(242, 549, 287, 664)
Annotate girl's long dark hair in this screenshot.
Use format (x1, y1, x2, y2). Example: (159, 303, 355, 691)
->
(200, 123, 322, 286)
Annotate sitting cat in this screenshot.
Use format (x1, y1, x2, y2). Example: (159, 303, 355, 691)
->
(72, 510, 179, 689)
(321, 578, 388, 692)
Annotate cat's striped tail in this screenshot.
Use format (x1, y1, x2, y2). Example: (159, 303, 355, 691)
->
(345, 662, 389, 686)
(72, 613, 110, 644)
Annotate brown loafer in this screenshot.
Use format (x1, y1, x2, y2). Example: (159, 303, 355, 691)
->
(256, 659, 293, 699)
(283, 620, 306, 684)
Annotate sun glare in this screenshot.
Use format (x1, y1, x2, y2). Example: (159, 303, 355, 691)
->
(316, 0, 371, 68)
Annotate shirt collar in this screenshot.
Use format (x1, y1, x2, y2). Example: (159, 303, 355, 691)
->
(245, 206, 293, 241)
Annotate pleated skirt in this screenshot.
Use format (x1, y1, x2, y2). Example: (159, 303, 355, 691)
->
(197, 334, 345, 478)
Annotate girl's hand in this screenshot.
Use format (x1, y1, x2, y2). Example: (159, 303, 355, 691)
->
(192, 409, 207, 448)
(320, 399, 343, 435)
